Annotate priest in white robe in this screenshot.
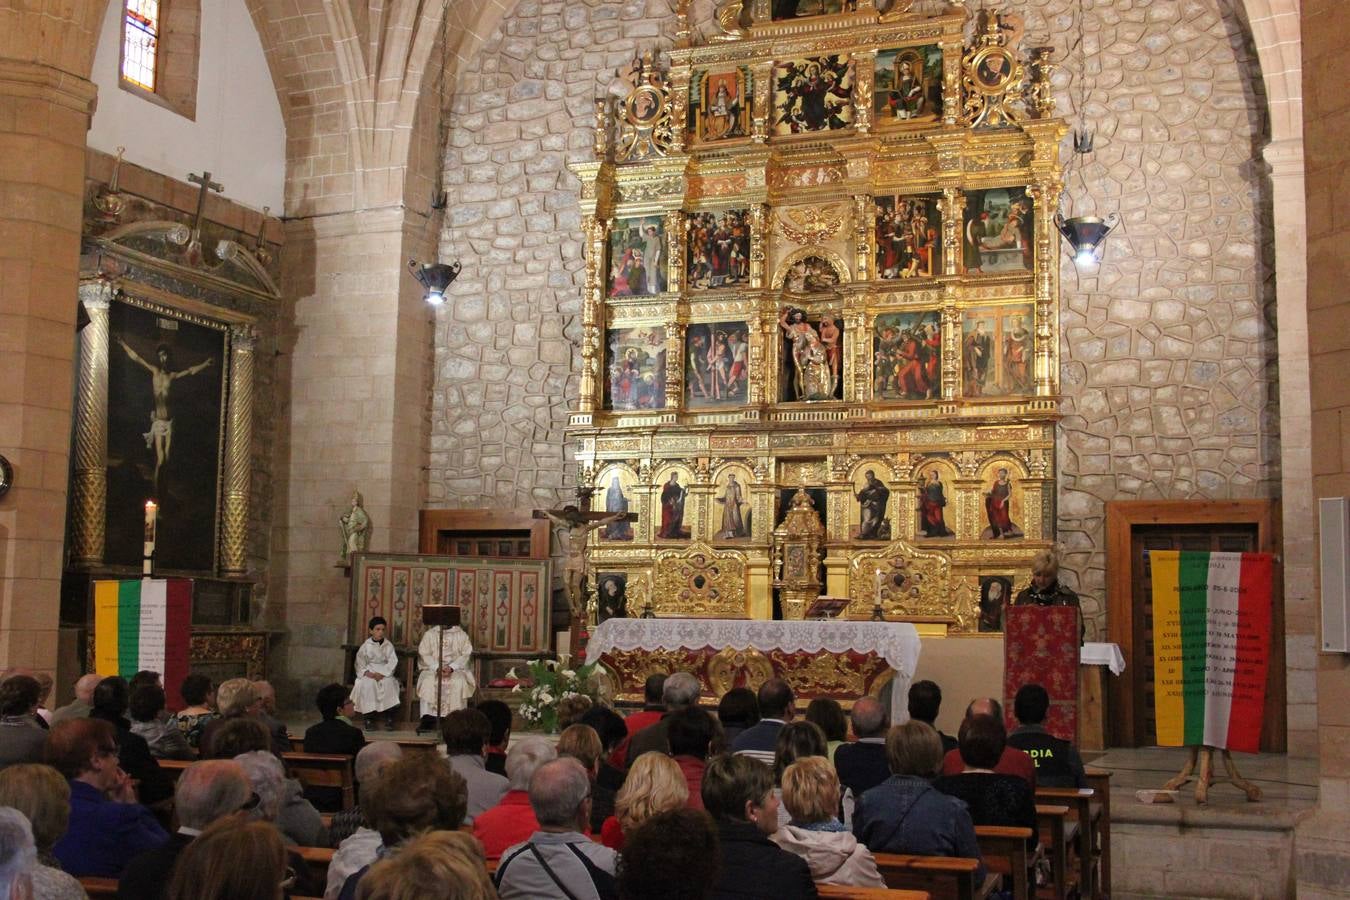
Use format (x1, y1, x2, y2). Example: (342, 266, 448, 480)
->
(350, 616, 401, 730)
(416, 622, 476, 732)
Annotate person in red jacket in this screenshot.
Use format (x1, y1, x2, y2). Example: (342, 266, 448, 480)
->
(472, 738, 556, 860)
(938, 697, 1036, 786)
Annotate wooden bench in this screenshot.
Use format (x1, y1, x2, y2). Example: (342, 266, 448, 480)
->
(816, 885, 932, 899)
(1037, 787, 1098, 900)
(78, 877, 117, 898)
(873, 852, 982, 900)
(1085, 767, 1112, 898)
(282, 752, 356, 811)
(975, 825, 1033, 900)
(295, 845, 334, 886)
(1035, 804, 1073, 900)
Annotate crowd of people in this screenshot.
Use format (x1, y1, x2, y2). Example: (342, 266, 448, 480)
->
(0, 662, 1087, 900)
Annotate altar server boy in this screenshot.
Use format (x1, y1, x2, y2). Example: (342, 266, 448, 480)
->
(351, 616, 401, 731)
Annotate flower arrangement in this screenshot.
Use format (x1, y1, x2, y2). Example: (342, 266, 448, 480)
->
(508, 657, 602, 733)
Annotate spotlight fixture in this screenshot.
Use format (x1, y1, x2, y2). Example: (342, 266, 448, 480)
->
(1055, 212, 1119, 267)
(407, 258, 462, 305)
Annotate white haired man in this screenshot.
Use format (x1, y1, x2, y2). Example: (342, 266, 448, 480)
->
(473, 738, 557, 860)
(324, 742, 404, 900)
(0, 807, 35, 900)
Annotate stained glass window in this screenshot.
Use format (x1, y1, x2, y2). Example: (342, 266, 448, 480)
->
(122, 0, 161, 92)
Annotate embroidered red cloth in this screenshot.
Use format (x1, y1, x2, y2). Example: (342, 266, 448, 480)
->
(1003, 605, 1079, 742)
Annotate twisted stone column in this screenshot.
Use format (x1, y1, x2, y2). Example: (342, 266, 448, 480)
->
(70, 280, 114, 567)
(219, 325, 256, 576)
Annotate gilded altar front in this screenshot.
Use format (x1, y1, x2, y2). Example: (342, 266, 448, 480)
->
(569, 3, 1066, 633)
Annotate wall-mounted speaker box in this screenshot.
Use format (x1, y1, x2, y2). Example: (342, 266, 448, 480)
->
(1320, 497, 1350, 653)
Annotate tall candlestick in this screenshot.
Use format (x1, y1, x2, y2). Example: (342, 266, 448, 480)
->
(872, 568, 885, 622)
(143, 499, 158, 578)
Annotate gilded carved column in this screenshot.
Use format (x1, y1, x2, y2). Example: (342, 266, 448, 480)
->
(1028, 181, 1061, 396)
(665, 322, 685, 410)
(578, 215, 609, 413)
(669, 70, 690, 154)
(70, 280, 114, 568)
(941, 42, 963, 126)
(852, 194, 873, 283)
(941, 289, 960, 402)
(751, 62, 772, 143)
(940, 187, 964, 277)
(220, 324, 256, 576)
(749, 203, 769, 288)
(853, 50, 876, 135)
(666, 209, 686, 293)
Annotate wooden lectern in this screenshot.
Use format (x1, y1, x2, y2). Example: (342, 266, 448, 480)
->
(1003, 604, 1079, 741)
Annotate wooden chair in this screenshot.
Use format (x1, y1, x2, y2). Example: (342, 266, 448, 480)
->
(872, 852, 981, 900)
(1037, 787, 1097, 900)
(975, 825, 1033, 900)
(816, 885, 932, 899)
(1085, 767, 1112, 897)
(282, 752, 356, 811)
(78, 877, 118, 898)
(1034, 804, 1073, 900)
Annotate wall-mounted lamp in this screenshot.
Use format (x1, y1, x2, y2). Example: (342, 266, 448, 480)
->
(1056, 212, 1119, 267)
(407, 259, 462, 306)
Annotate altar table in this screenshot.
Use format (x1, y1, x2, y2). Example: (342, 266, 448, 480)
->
(588, 618, 922, 723)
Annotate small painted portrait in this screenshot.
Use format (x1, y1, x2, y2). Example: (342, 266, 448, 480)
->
(874, 45, 942, 124)
(691, 68, 750, 142)
(961, 303, 1035, 397)
(712, 470, 752, 540)
(981, 466, 1024, 539)
(782, 255, 843, 293)
(597, 573, 628, 623)
(854, 469, 891, 541)
(873, 311, 941, 401)
(975, 48, 1015, 90)
(772, 0, 851, 19)
(686, 321, 750, 408)
(595, 469, 635, 542)
(779, 307, 844, 402)
(608, 215, 667, 297)
(687, 209, 750, 290)
(605, 326, 667, 411)
(979, 576, 1014, 632)
(657, 470, 692, 540)
(964, 187, 1034, 275)
(773, 56, 854, 135)
(875, 195, 941, 279)
(916, 466, 955, 538)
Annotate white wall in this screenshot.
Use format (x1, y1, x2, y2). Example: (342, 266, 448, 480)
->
(88, 0, 285, 212)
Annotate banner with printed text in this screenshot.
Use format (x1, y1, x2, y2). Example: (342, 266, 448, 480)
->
(92, 579, 193, 710)
(1150, 551, 1272, 752)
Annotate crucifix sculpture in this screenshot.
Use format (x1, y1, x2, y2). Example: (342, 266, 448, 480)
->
(536, 486, 635, 642)
(185, 170, 223, 262)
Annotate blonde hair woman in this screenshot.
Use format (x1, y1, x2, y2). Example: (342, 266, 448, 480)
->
(599, 752, 688, 850)
(357, 830, 496, 900)
(771, 756, 884, 887)
(0, 763, 87, 899)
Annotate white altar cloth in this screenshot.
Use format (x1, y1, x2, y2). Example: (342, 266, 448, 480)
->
(589, 618, 922, 724)
(1080, 641, 1126, 676)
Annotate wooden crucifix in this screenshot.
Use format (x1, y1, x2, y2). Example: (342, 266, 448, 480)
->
(187, 170, 223, 249)
(535, 492, 635, 646)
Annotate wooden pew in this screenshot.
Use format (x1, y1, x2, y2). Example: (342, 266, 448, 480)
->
(79, 877, 118, 898)
(1035, 804, 1073, 900)
(295, 845, 334, 887)
(158, 758, 191, 783)
(974, 825, 1033, 900)
(282, 752, 356, 811)
(872, 852, 981, 900)
(1036, 787, 1097, 900)
(1085, 767, 1112, 898)
(816, 886, 932, 899)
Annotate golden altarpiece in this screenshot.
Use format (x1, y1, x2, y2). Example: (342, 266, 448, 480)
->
(569, 1, 1067, 634)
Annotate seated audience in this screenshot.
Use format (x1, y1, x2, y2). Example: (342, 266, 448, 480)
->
(166, 673, 219, 751)
(580, 705, 628, 830)
(731, 679, 795, 766)
(198, 678, 286, 759)
(49, 675, 101, 727)
(235, 749, 327, 850)
(559, 694, 594, 731)
(477, 699, 513, 777)
(0, 763, 87, 898)
(668, 707, 719, 810)
(772, 721, 827, 830)
(164, 817, 289, 900)
(600, 752, 687, 850)
(0, 677, 48, 770)
(88, 676, 172, 806)
(33, 673, 53, 728)
(701, 753, 816, 900)
(46, 718, 167, 877)
(252, 680, 293, 754)
(495, 757, 617, 900)
(304, 683, 367, 757)
(1007, 683, 1087, 788)
(833, 696, 889, 808)
(337, 754, 470, 900)
(771, 756, 883, 888)
(473, 737, 556, 860)
(129, 671, 161, 692)
(716, 688, 759, 749)
(803, 699, 847, 763)
(617, 807, 721, 900)
(907, 680, 958, 754)
(442, 708, 508, 824)
(128, 685, 194, 760)
(355, 829, 496, 900)
(0, 807, 36, 900)
(326, 742, 404, 898)
(118, 759, 253, 900)
(934, 714, 1037, 851)
(939, 698, 1036, 786)
(627, 673, 702, 765)
(625, 674, 667, 737)
(852, 721, 983, 881)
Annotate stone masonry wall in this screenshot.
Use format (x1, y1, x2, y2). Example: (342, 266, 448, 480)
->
(431, 0, 1279, 643)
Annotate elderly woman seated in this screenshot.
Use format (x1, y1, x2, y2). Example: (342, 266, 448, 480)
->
(771, 756, 884, 888)
(702, 754, 817, 900)
(0, 762, 91, 896)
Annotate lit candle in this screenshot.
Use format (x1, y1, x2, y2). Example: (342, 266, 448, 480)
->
(143, 500, 157, 577)
(874, 567, 884, 601)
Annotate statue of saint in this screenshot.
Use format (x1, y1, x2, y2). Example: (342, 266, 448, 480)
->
(779, 307, 836, 401)
(340, 491, 371, 562)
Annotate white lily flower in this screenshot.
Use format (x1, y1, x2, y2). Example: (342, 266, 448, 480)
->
(511, 683, 522, 693)
(561, 669, 576, 679)
(506, 667, 518, 680)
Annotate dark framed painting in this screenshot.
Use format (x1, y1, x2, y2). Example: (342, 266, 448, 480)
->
(686, 321, 751, 408)
(979, 575, 1014, 632)
(690, 68, 751, 143)
(960, 303, 1034, 398)
(686, 209, 751, 291)
(771, 0, 854, 21)
(605, 326, 667, 411)
(875, 194, 942, 279)
(597, 572, 628, 623)
(779, 308, 844, 402)
(874, 45, 943, 125)
(106, 297, 227, 572)
(873, 311, 941, 401)
(772, 56, 854, 135)
(608, 215, 667, 297)
(963, 187, 1034, 276)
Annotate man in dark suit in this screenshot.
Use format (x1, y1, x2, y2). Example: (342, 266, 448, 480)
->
(304, 683, 367, 756)
(730, 678, 794, 765)
(833, 695, 889, 802)
(118, 759, 255, 900)
(907, 679, 958, 754)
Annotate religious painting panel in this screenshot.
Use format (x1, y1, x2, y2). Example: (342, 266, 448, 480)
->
(690, 68, 751, 143)
(913, 458, 958, 540)
(850, 465, 893, 542)
(977, 459, 1026, 541)
(597, 572, 629, 623)
(875, 195, 942, 279)
(779, 307, 844, 402)
(686, 210, 751, 291)
(709, 463, 755, 542)
(960, 303, 1034, 398)
(653, 464, 695, 541)
(779, 254, 845, 293)
(686, 321, 751, 408)
(770, 0, 851, 21)
(772, 56, 854, 135)
(607, 215, 667, 297)
(604, 326, 667, 411)
(874, 45, 943, 126)
(979, 575, 1014, 632)
(963, 187, 1034, 275)
(593, 465, 637, 542)
(777, 487, 828, 531)
(873, 310, 941, 401)
(106, 297, 227, 572)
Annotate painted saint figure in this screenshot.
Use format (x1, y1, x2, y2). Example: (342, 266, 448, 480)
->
(917, 469, 954, 537)
(116, 338, 214, 483)
(982, 467, 1024, 539)
(856, 470, 891, 541)
(603, 475, 633, 541)
(963, 320, 992, 396)
(1004, 316, 1032, 393)
(658, 472, 689, 539)
(599, 576, 628, 622)
(715, 473, 749, 539)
